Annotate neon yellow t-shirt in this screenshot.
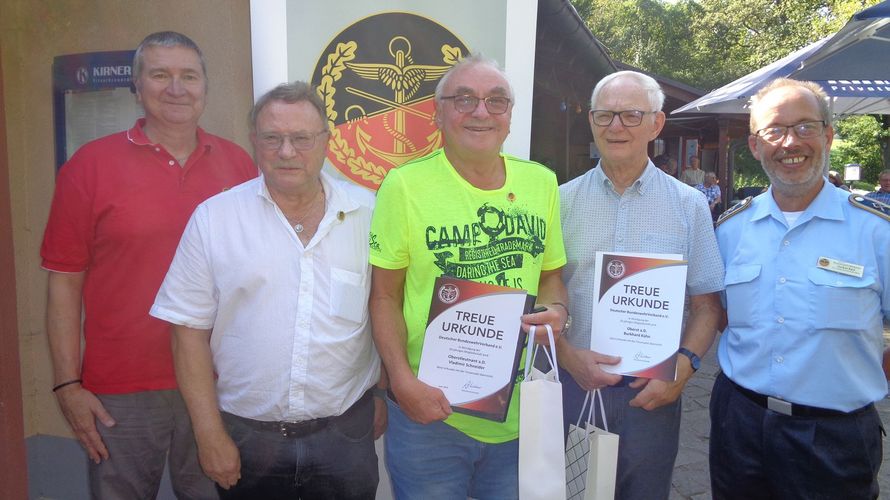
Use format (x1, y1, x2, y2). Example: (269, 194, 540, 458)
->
(370, 149, 567, 443)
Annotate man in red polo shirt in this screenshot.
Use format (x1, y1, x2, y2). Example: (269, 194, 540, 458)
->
(41, 31, 256, 499)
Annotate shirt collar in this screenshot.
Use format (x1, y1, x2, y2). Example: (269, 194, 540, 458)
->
(126, 118, 212, 151)
(752, 179, 843, 223)
(257, 170, 361, 216)
(593, 159, 656, 195)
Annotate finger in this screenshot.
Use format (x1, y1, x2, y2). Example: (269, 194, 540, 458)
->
(592, 354, 622, 365)
(92, 403, 116, 428)
(628, 377, 649, 389)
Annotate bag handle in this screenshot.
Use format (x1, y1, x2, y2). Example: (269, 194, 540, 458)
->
(524, 324, 558, 381)
(574, 389, 610, 433)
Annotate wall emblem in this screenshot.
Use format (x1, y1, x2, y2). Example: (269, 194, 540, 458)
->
(312, 12, 469, 190)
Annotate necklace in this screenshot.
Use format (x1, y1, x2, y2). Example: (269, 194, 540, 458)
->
(283, 190, 324, 233)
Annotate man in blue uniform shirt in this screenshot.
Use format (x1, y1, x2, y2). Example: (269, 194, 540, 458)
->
(710, 78, 890, 500)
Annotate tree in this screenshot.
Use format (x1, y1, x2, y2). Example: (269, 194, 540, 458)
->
(830, 115, 888, 187)
(571, 0, 887, 184)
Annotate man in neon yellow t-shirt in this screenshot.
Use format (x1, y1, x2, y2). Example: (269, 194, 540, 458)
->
(370, 54, 569, 498)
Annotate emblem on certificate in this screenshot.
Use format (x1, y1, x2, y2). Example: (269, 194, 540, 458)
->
(417, 276, 535, 421)
(590, 252, 688, 381)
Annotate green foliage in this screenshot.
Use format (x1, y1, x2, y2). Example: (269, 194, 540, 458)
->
(731, 141, 770, 191)
(573, 0, 880, 90)
(830, 115, 888, 184)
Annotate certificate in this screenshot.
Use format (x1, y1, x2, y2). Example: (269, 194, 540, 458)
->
(417, 276, 535, 421)
(590, 252, 688, 381)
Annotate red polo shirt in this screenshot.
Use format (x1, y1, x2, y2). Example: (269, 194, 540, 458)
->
(41, 119, 257, 394)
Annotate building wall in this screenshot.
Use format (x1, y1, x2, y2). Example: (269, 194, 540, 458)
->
(0, 0, 254, 442)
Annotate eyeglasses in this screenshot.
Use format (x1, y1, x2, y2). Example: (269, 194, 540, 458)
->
(440, 95, 512, 115)
(590, 109, 655, 128)
(257, 130, 329, 151)
(752, 121, 825, 143)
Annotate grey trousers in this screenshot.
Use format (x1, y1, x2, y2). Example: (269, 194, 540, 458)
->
(90, 389, 217, 500)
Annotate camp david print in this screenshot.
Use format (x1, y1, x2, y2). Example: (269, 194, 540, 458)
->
(425, 203, 547, 289)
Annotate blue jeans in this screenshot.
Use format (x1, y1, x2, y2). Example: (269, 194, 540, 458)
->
(384, 398, 518, 500)
(92, 390, 216, 500)
(218, 392, 378, 499)
(561, 370, 681, 500)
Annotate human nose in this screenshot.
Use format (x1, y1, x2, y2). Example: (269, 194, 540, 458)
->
(277, 136, 299, 159)
(606, 113, 626, 130)
(470, 98, 490, 117)
(166, 77, 186, 96)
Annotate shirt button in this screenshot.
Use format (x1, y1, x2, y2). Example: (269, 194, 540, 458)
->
(776, 356, 784, 363)
(168, 160, 175, 166)
(155, 147, 161, 152)
(783, 240, 790, 246)
(777, 316, 785, 324)
(779, 277, 787, 284)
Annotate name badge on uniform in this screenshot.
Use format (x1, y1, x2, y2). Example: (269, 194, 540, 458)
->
(816, 256, 864, 278)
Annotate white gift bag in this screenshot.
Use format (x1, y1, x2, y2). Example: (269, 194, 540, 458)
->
(565, 389, 619, 500)
(519, 324, 567, 500)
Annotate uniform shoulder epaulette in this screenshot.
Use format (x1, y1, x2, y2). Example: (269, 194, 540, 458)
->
(849, 194, 890, 221)
(715, 196, 753, 227)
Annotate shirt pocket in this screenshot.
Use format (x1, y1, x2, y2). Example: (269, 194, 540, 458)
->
(807, 268, 876, 331)
(724, 264, 761, 328)
(330, 267, 368, 324)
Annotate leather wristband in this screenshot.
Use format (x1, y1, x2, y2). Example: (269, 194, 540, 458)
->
(52, 379, 82, 393)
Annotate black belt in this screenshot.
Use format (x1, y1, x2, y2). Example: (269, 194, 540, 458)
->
(724, 374, 872, 418)
(223, 389, 371, 438)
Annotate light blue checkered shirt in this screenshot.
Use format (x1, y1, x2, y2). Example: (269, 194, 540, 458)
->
(559, 161, 725, 350)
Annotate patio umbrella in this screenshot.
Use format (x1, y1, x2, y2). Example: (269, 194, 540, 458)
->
(673, 0, 890, 117)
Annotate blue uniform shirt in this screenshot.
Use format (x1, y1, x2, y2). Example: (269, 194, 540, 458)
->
(717, 180, 890, 411)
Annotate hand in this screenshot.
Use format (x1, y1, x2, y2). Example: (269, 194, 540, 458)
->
(520, 305, 566, 344)
(562, 344, 623, 390)
(196, 429, 241, 490)
(373, 395, 388, 439)
(391, 377, 452, 424)
(628, 377, 685, 411)
(54, 384, 115, 464)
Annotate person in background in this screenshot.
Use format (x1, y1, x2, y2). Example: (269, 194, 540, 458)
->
(695, 171, 722, 221)
(41, 31, 256, 499)
(828, 170, 851, 191)
(710, 78, 889, 499)
(865, 169, 890, 204)
(681, 155, 704, 186)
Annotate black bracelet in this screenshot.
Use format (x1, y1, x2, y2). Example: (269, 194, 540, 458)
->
(52, 379, 82, 392)
(371, 387, 388, 399)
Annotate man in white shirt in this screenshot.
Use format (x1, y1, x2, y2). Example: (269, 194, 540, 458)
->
(151, 81, 383, 499)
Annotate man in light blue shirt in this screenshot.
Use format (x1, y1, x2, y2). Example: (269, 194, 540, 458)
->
(559, 71, 724, 500)
(711, 78, 890, 499)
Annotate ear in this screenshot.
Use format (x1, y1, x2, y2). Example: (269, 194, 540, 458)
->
(650, 111, 666, 139)
(824, 123, 834, 150)
(748, 134, 761, 160)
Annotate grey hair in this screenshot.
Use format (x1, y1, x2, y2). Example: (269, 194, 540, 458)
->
(434, 53, 514, 101)
(590, 70, 665, 112)
(249, 81, 328, 132)
(132, 31, 206, 86)
(749, 78, 831, 133)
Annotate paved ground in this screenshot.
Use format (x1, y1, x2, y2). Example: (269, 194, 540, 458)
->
(669, 328, 890, 499)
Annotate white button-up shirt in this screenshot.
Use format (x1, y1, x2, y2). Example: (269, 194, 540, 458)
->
(151, 172, 379, 421)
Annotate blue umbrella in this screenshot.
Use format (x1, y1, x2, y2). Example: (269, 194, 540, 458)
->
(673, 0, 890, 117)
